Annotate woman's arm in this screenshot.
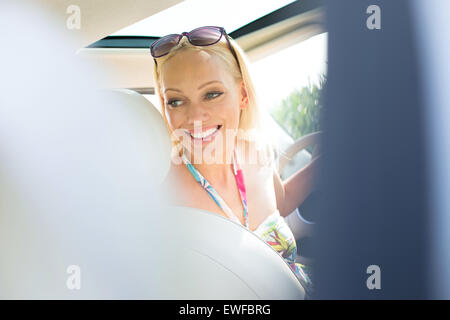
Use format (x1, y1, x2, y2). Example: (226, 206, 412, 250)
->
(274, 156, 320, 217)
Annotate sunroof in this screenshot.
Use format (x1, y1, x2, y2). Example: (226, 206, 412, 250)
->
(111, 0, 296, 37)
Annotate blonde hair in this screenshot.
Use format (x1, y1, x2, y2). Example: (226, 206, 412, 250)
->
(152, 35, 276, 167)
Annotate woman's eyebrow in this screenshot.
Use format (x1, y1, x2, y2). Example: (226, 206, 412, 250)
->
(198, 80, 223, 90)
(164, 80, 223, 93)
(164, 88, 182, 93)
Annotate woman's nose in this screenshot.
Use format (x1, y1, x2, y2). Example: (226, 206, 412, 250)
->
(186, 104, 209, 125)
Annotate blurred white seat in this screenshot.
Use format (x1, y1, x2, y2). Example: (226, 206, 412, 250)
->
(160, 206, 305, 299)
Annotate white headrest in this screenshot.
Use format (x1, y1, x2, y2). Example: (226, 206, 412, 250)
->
(106, 88, 171, 184)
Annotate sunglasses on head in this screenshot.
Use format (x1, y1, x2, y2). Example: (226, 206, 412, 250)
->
(150, 26, 239, 66)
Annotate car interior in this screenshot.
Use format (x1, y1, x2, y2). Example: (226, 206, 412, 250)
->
(0, 0, 329, 299)
(2, 0, 450, 300)
(78, 0, 325, 274)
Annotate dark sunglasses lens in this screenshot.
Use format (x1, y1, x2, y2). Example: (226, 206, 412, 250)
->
(151, 34, 180, 57)
(189, 27, 222, 46)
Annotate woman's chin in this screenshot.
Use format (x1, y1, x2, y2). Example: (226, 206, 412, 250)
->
(183, 144, 234, 165)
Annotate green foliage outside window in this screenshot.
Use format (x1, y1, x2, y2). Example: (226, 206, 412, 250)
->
(270, 75, 326, 143)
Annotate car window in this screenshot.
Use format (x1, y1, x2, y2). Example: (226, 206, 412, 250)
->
(251, 32, 327, 140)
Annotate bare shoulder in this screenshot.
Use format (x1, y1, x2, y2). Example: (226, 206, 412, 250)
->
(238, 139, 278, 218)
(238, 139, 276, 174)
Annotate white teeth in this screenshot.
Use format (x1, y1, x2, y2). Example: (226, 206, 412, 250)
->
(190, 126, 219, 139)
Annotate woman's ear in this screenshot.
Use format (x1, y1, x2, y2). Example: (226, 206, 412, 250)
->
(239, 80, 249, 109)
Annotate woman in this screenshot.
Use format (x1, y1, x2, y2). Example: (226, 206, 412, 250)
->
(151, 26, 319, 296)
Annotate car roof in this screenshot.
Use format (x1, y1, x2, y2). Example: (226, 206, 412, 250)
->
(69, 0, 325, 94)
(87, 0, 324, 50)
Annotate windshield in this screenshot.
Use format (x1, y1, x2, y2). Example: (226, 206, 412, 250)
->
(111, 0, 296, 37)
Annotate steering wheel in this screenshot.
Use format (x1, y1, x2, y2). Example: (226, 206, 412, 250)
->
(277, 131, 321, 174)
(278, 131, 322, 265)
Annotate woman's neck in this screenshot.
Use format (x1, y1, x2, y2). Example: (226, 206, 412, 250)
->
(195, 162, 236, 187)
(181, 147, 237, 187)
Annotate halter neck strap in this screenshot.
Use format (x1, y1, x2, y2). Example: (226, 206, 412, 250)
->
(181, 148, 249, 228)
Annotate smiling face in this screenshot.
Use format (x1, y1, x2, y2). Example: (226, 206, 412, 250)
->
(159, 48, 248, 163)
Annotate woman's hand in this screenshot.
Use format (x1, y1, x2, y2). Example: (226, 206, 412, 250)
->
(274, 155, 321, 218)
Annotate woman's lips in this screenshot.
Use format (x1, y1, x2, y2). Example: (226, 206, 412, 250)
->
(185, 125, 222, 144)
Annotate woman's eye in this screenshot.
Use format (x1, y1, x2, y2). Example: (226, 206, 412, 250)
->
(167, 99, 183, 108)
(205, 91, 223, 100)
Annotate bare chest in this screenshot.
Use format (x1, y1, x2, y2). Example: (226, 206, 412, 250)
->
(164, 163, 278, 231)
